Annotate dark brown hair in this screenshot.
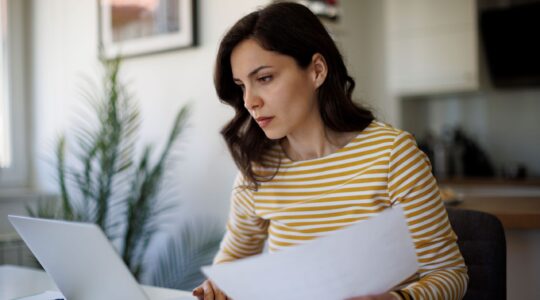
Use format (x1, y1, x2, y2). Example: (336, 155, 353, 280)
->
(215, 2, 374, 190)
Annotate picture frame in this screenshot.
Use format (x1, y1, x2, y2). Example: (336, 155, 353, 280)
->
(98, 0, 197, 59)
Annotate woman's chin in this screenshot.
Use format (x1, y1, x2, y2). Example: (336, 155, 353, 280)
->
(262, 129, 285, 140)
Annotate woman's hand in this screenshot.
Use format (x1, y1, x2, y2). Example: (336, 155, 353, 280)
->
(345, 292, 398, 300)
(192, 279, 231, 300)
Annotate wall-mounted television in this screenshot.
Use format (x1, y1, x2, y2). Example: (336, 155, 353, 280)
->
(480, 1, 540, 88)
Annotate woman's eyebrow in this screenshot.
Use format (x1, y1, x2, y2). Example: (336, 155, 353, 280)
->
(233, 65, 271, 82)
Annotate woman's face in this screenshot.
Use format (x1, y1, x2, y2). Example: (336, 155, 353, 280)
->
(230, 39, 323, 140)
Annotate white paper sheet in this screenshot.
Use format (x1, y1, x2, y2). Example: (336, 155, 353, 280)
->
(15, 290, 64, 300)
(202, 206, 418, 300)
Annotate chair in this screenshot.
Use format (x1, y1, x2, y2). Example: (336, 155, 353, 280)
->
(446, 208, 506, 300)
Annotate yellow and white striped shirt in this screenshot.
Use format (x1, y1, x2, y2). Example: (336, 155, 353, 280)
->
(214, 121, 468, 299)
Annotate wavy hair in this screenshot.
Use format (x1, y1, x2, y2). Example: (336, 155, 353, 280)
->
(215, 2, 374, 190)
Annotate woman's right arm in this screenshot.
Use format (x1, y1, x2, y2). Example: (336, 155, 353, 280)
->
(193, 173, 269, 299)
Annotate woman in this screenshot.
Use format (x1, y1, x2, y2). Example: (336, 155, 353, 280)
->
(194, 2, 468, 299)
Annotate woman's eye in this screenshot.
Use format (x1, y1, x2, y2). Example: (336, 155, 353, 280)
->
(258, 75, 272, 83)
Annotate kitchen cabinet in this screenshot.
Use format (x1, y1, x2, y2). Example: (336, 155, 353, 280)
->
(386, 0, 479, 96)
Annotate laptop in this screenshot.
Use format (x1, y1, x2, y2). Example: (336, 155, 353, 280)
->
(8, 215, 193, 300)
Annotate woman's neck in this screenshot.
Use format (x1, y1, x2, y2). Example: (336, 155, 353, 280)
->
(281, 125, 357, 161)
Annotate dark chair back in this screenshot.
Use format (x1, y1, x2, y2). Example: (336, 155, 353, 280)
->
(446, 208, 506, 300)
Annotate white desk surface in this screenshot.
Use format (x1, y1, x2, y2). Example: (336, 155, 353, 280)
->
(0, 265, 194, 300)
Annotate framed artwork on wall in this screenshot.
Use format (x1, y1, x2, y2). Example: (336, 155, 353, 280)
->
(98, 0, 197, 59)
(281, 0, 340, 21)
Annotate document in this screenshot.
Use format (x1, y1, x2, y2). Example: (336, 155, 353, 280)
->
(15, 290, 64, 300)
(202, 206, 418, 300)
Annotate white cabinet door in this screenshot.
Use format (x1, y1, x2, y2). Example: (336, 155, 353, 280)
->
(386, 0, 478, 95)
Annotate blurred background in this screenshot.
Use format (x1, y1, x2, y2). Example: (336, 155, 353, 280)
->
(0, 0, 539, 298)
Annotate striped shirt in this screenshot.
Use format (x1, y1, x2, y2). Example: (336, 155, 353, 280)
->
(214, 121, 468, 299)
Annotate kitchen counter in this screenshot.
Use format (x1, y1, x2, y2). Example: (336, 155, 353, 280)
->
(454, 196, 540, 229)
(441, 179, 540, 229)
(439, 177, 540, 187)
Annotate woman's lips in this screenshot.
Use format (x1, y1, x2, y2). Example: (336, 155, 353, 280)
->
(256, 116, 274, 128)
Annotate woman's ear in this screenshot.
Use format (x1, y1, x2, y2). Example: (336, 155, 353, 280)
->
(311, 53, 328, 89)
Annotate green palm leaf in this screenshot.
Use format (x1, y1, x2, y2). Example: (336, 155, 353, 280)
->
(149, 221, 224, 290)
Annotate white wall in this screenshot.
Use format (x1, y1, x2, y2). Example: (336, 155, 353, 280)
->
(338, 0, 395, 125)
(30, 0, 269, 225)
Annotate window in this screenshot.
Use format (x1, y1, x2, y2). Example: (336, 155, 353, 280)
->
(0, 0, 10, 169)
(0, 0, 28, 189)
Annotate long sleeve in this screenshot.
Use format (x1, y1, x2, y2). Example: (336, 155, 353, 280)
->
(388, 132, 468, 299)
(213, 173, 269, 264)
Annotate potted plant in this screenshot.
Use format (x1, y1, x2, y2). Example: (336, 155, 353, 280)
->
(28, 58, 221, 286)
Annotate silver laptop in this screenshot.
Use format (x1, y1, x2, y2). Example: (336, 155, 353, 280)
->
(8, 215, 192, 300)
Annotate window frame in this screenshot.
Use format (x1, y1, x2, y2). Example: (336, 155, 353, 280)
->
(0, 0, 30, 190)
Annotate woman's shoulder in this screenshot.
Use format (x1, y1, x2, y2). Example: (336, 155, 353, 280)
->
(351, 121, 421, 157)
(355, 120, 409, 141)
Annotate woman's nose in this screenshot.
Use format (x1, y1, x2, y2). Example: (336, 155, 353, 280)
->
(244, 87, 263, 111)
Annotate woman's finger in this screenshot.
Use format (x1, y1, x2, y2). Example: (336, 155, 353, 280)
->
(210, 280, 227, 300)
(192, 285, 204, 300)
(203, 280, 215, 300)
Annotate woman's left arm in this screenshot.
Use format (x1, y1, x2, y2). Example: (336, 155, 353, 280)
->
(384, 131, 469, 300)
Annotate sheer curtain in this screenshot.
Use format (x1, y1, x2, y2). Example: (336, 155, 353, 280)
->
(0, 0, 11, 168)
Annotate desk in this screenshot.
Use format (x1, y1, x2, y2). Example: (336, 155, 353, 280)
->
(0, 265, 194, 300)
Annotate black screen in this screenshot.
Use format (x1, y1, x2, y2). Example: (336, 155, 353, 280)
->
(480, 2, 540, 88)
